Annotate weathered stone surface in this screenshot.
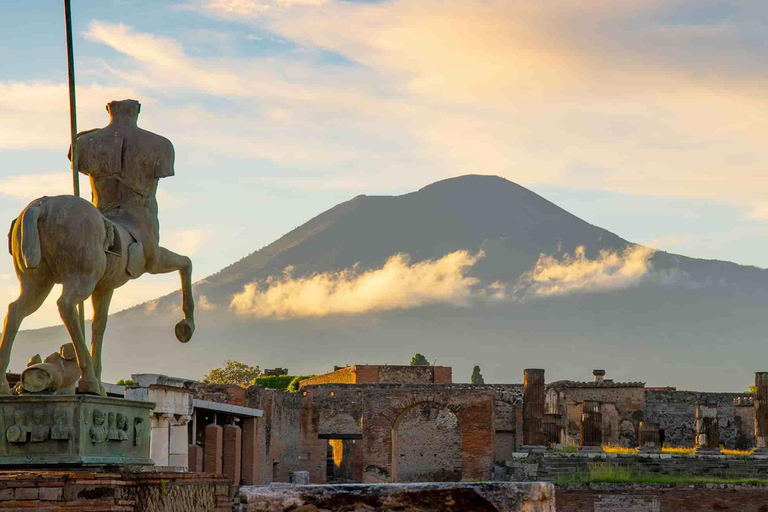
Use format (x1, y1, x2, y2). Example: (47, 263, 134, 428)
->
(238, 482, 554, 512)
(503, 453, 768, 482)
(523, 369, 546, 448)
(694, 402, 719, 453)
(0, 395, 152, 466)
(579, 401, 602, 451)
(557, 483, 768, 512)
(131, 374, 198, 391)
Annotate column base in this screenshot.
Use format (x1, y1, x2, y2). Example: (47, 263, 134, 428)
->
(637, 446, 661, 454)
(694, 447, 722, 455)
(753, 447, 768, 455)
(578, 445, 604, 453)
(519, 445, 546, 453)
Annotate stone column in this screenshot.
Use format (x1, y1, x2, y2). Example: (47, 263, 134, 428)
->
(695, 402, 720, 454)
(522, 368, 546, 451)
(542, 413, 561, 448)
(755, 372, 768, 454)
(223, 424, 242, 484)
(188, 444, 204, 472)
(168, 415, 192, 469)
(638, 422, 661, 453)
(579, 401, 603, 452)
(149, 413, 172, 466)
(204, 424, 224, 474)
(242, 417, 263, 485)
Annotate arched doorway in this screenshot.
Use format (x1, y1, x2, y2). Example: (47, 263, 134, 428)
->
(392, 402, 462, 482)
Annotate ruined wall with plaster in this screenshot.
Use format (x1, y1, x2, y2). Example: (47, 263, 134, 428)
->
(551, 383, 645, 447)
(644, 390, 752, 449)
(246, 387, 301, 482)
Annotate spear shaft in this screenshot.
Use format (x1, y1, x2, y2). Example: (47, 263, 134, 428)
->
(64, 0, 86, 332)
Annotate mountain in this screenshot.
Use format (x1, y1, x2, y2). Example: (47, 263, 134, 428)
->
(12, 175, 768, 391)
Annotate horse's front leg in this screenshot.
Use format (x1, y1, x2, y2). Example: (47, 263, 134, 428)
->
(90, 286, 113, 396)
(148, 247, 194, 342)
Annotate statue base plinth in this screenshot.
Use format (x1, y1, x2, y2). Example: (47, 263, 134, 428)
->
(0, 395, 153, 467)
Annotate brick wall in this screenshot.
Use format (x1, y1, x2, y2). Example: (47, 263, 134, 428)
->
(299, 365, 454, 388)
(299, 383, 496, 484)
(194, 384, 245, 406)
(245, 387, 301, 483)
(557, 483, 768, 512)
(0, 471, 231, 512)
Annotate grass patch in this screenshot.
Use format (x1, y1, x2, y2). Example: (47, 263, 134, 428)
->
(722, 448, 754, 456)
(554, 442, 579, 453)
(602, 443, 637, 454)
(556, 462, 768, 485)
(661, 446, 695, 455)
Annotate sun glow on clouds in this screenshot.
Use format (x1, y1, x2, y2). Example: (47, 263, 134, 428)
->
(230, 245, 656, 319)
(230, 251, 488, 319)
(518, 245, 656, 297)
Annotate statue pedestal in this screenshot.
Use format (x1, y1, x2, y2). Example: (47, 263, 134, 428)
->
(0, 395, 153, 467)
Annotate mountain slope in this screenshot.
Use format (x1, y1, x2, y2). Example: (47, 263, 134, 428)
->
(13, 175, 768, 390)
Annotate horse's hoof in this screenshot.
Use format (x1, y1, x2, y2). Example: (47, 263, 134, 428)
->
(77, 377, 101, 396)
(175, 318, 195, 343)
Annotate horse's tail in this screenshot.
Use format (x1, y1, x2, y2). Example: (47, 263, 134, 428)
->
(16, 203, 43, 269)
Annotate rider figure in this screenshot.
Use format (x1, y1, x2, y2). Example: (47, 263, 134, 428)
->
(69, 99, 174, 273)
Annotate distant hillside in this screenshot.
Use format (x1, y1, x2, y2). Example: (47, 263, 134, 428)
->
(14, 175, 768, 390)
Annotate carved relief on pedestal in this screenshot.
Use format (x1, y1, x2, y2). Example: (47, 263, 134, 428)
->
(90, 409, 108, 444)
(50, 410, 70, 440)
(115, 413, 129, 441)
(30, 409, 49, 442)
(6, 409, 29, 443)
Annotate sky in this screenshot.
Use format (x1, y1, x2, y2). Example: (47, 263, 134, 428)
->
(1, 0, 767, 331)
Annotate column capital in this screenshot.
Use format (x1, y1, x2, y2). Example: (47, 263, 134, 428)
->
(171, 414, 192, 426)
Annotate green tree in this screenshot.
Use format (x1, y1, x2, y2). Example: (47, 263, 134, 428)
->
(470, 365, 485, 384)
(202, 360, 260, 388)
(410, 353, 430, 366)
(748, 385, 756, 394)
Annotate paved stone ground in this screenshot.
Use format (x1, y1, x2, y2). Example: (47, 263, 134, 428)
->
(237, 482, 554, 512)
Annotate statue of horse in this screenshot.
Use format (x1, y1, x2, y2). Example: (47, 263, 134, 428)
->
(0, 99, 194, 396)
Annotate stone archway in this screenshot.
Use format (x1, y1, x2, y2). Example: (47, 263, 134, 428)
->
(392, 402, 462, 482)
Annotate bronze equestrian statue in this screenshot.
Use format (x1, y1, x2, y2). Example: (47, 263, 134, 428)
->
(0, 99, 194, 395)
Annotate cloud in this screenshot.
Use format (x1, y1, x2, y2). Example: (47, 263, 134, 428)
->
(747, 203, 768, 221)
(0, 82, 138, 150)
(164, 229, 211, 255)
(186, 0, 768, 210)
(230, 250, 490, 319)
(516, 245, 656, 298)
(0, 172, 93, 201)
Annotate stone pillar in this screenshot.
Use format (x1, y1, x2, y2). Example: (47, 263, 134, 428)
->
(695, 402, 720, 454)
(149, 413, 172, 466)
(755, 372, 768, 454)
(542, 413, 561, 447)
(522, 369, 546, 450)
(638, 422, 661, 453)
(168, 415, 191, 468)
(242, 417, 263, 485)
(188, 445, 204, 472)
(579, 401, 603, 452)
(204, 424, 224, 474)
(223, 424, 242, 484)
